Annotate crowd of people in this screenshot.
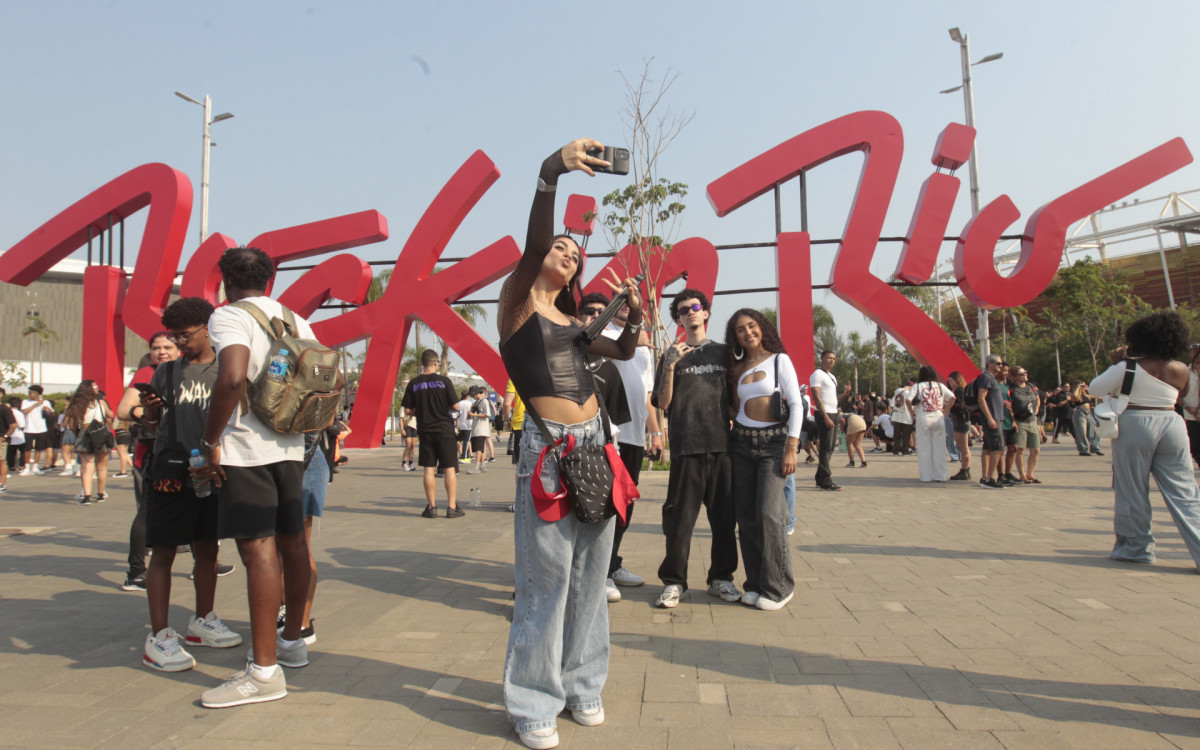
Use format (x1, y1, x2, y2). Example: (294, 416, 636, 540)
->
(3, 139, 1199, 750)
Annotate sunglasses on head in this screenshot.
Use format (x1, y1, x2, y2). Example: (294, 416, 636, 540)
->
(676, 303, 703, 316)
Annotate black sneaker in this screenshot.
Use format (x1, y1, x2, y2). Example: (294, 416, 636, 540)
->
(121, 575, 147, 592)
(950, 469, 971, 481)
(78, 495, 94, 505)
(999, 476, 1016, 487)
(277, 619, 317, 646)
(217, 563, 235, 577)
(979, 478, 1002, 490)
(819, 483, 842, 491)
(1091, 449, 1104, 456)
(421, 506, 438, 519)
(447, 506, 466, 518)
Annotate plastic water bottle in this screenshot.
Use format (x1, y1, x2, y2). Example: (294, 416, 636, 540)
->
(471, 487, 481, 508)
(189, 449, 212, 498)
(267, 349, 290, 382)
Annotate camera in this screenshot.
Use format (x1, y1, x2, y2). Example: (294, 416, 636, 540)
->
(587, 146, 630, 175)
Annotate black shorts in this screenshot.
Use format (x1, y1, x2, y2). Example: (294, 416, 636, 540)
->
(981, 425, 1003, 452)
(951, 412, 969, 434)
(419, 432, 459, 471)
(114, 429, 134, 449)
(24, 432, 49, 451)
(147, 477, 218, 548)
(217, 461, 305, 540)
(470, 435, 489, 453)
(403, 426, 418, 439)
(1004, 427, 1018, 447)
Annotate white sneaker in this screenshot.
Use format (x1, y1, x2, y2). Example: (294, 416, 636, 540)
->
(466, 465, 481, 475)
(58, 468, 73, 476)
(73, 465, 80, 476)
(756, 592, 794, 611)
(571, 705, 605, 726)
(655, 584, 683, 609)
(611, 567, 644, 587)
(186, 612, 243, 648)
(605, 578, 621, 603)
(707, 580, 742, 602)
(518, 727, 559, 749)
(741, 591, 760, 607)
(143, 628, 196, 672)
(31, 466, 47, 475)
(18, 466, 32, 476)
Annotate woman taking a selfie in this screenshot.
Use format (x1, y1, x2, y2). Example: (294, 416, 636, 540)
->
(498, 137, 641, 750)
(724, 308, 802, 612)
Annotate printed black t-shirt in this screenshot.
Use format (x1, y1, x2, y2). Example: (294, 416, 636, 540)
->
(401, 373, 457, 437)
(653, 341, 729, 455)
(973, 371, 1003, 427)
(150, 358, 218, 454)
(591, 358, 632, 430)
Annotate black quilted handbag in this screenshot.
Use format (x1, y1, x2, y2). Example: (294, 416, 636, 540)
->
(557, 436, 616, 524)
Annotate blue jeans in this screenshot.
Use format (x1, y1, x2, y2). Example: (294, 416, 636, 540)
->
(1073, 407, 1101, 453)
(944, 415, 960, 460)
(504, 414, 614, 734)
(1111, 410, 1200, 569)
(784, 474, 796, 534)
(730, 425, 793, 602)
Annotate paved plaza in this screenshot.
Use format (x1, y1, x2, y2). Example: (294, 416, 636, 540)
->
(2, 439, 1200, 749)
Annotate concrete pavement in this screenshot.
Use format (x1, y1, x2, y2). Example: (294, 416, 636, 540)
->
(2, 439, 1200, 749)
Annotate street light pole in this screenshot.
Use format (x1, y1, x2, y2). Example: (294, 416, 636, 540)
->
(174, 91, 234, 244)
(943, 28, 1002, 366)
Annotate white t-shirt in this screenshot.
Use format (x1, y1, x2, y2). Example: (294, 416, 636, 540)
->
(454, 398, 473, 432)
(872, 413, 894, 438)
(911, 381, 955, 415)
(809, 368, 838, 415)
(1185, 369, 1200, 421)
(470, 398, 495, 438)
(9, 410, 25, 446)
(603, 326, 653, 448)
(890, 387, 915, 425)
(21, 399, 52, 433)
(207, 296, 314, 467)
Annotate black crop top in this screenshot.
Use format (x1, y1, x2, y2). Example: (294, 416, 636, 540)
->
(500, 313, 595, 406)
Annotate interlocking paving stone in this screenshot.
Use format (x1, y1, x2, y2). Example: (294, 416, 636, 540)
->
(2, 441, 1200, 747)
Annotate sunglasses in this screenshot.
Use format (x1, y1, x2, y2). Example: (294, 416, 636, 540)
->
(676, 303, 704, 316)
(580, 306, 604, 317)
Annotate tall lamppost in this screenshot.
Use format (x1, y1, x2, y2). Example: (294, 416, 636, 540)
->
(174, 91, 234, 244)
(941, 27, 1002, 365)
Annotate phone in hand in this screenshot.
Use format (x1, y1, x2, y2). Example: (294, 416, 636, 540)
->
(586, 146, 630, 175)
(134, 383, 161, 400)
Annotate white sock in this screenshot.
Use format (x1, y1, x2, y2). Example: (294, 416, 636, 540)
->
(249, 661, 280, 679)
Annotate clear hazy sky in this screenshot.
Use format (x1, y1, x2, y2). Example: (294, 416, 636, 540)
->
(2, 0, 1197, 360)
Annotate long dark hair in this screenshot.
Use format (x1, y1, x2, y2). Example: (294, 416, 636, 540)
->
(63, 380, 102, 430)
(724, 308, 786, 387)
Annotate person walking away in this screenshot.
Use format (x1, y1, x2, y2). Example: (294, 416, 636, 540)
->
(1091, 312, 1200, 569)
(401, 350, 465, 517)
(911, 366, 955, 482)
(1071, 382, 1103, 456)
(890, 382, 915, 456)
(64, 381, 113, 504)
(650, 289, 739, 609)
(809, 350, 840, 490)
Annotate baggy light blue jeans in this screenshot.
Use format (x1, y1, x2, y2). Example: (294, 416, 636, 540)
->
(730, 426, 793, 602)
(1110, 410, 1200, 569)
(1073, 406, 1101, 454)
(503, 414, 614, 734)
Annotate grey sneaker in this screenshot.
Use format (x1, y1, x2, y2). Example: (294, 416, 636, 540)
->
(201, 665, 287, 708)
(655, 584, 683, 608)
(610, 567, 644, 587)
(707, 579, 742, 602)
(247, 636, 309, 668)
(186, 612, 243, 648)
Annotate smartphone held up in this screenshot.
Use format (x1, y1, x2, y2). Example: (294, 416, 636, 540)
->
(586, 146, 630, 175)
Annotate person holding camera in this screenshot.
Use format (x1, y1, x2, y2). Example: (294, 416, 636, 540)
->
(497, 138, 641, 749)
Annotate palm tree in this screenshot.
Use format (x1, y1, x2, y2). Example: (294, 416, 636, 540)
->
(21, 314, 57, 384)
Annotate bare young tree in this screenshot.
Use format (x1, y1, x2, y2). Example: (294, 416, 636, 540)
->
(597, 59, 695, 353)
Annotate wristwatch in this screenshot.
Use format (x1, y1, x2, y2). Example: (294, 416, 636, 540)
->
(201, 439, 221, 453)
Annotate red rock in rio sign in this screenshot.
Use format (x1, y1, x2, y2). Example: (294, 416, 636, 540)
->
(0, 112, 1191, 449)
